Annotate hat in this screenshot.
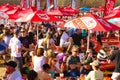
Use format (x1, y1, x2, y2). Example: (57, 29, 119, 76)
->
(14, 29, 20, 34)
(82, 59, 92, 65)
(90, 60, 100, 66)
(21, 67, 30, 74)
(4, 61, 17, 68)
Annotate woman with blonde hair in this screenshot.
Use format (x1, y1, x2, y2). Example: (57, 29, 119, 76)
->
(48, 56, 60, 78)
(30, 48, 47, 72)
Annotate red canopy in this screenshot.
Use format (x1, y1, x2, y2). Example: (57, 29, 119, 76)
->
(64, 13, 120, 32)
(104, 9, 120, 19)
(61, 6, 79, 14)
(15, 10, 64, 22)
(8, 7, 36, 20)
(5, 7, 22, 14)
(47, 9, 72, 16)
(0, 4, 14, 12)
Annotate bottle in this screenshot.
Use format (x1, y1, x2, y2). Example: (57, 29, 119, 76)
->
(60, 73, 65, 80)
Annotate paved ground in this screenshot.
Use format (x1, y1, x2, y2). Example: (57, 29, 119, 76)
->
(0, 54, 10, 80)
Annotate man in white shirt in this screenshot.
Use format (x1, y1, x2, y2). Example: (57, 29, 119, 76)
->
(9, 29, 23, 71)
(60, 29, 69, 48)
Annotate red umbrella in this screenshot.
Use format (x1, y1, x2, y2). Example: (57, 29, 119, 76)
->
(8, 7, 36, 20)
(64, 13, 120, 32)
(15, 10, 64, 22)
(0, 4, 14, 12)
(5, 7, 22, 14)
(47, 9, 72, 16)
(104, 9, 120, 19)
(61, 6, 79, 14)
(65, 13, 120, 50)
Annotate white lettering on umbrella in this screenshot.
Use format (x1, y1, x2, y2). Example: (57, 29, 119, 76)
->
(37, 14, 50, 20)
(98, 18, 112, 28)
(80, 17, 97, 30)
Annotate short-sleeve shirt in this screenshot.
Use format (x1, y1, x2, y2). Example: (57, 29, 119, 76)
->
(67, 55, 80, 69)
(9, 37, 22, 57)
(109, 50, 120, 72)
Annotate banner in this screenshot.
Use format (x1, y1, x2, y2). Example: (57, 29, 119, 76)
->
(71, 0, 77, 9)
(104, 0, 116, 16)
(53, 0, 58, 9)
(46, 0, 53, 11)
(37, 0, 40, 10)
(26, 0, 30, 8)
(20, 0, 27, 8)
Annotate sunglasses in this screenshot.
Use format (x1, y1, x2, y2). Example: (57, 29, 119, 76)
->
(21, 31, 25, 33)
(53, 60, 57, 62)
(73, 51, 79, 52)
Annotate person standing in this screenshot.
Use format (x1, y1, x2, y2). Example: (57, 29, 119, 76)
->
(19, 28, 31, 65)
(9, 28, 23, 71)
(108, 49, 120, 80)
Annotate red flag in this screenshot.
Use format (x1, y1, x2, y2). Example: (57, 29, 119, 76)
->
(104, 0, 116, 16)
(20, 0, 27, 8)
(43, 0, 53, 11)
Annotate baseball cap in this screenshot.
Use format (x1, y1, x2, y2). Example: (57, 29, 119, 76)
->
(21, 67, 30, 74)
(82, 59, 92, 65)
(4, 61, 17, 68)
(90, 60, 100, 66)
(14, 28, 20, 34)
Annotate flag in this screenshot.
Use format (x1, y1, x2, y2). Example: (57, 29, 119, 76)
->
(72, 0, 77, 9)
(37, 0, 40, 10)
(20, 0, 27, 8)
(104, 0, 116, 16)
(46, 0, 53, 11)
(53, 0, 58, 9)
(26, 0, 30, 8)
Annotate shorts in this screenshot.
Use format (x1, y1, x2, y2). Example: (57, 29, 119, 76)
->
(111, 72, 120, 80)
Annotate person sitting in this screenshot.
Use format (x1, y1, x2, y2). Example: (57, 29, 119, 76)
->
(97, 43, 109, 61)
(27, 70, 38, 80)
(66, 45, 81, 78)
(80, 59, 92, 80)
(37, 63, 53, 80)
(86, 60, 104, 80)
(3, 61, 23, 80)
(20, 67, 30, 80)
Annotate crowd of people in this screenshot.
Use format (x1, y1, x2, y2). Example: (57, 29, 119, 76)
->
(0, 22, 120, 80)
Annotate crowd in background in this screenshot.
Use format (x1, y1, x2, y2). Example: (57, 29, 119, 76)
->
(0, 21, 120, 80)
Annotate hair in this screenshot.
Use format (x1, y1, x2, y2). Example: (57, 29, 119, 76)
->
(71, 45, 79, 52)
(36, 48, 44, 57)
(47, 49, 55, 58)
(42, 63, 51, 71)
(27, 70, 38, 80)
(48, 56, 56, 66)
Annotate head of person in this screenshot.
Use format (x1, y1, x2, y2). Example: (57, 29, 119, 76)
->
(47, 49, 55, 58)
(90, 60, 100, 70)
(82, 59, 92, 70)
(27, 70, 38, 80)
(71, 45, 80, 56)
(102, 43, 109, 51)
(13, 28, 20, 36)
(48, 56, 58, 66)
(4, 61, 17, 74)
(36, 48, 44, 57)
(42, 63, 51, 73)
(20, 28, 27, 37)
(20, 67, 30, 80)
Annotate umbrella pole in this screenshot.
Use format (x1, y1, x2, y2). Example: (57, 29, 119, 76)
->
(87, 30, 90, 50)
(37, 23, 39, 44)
